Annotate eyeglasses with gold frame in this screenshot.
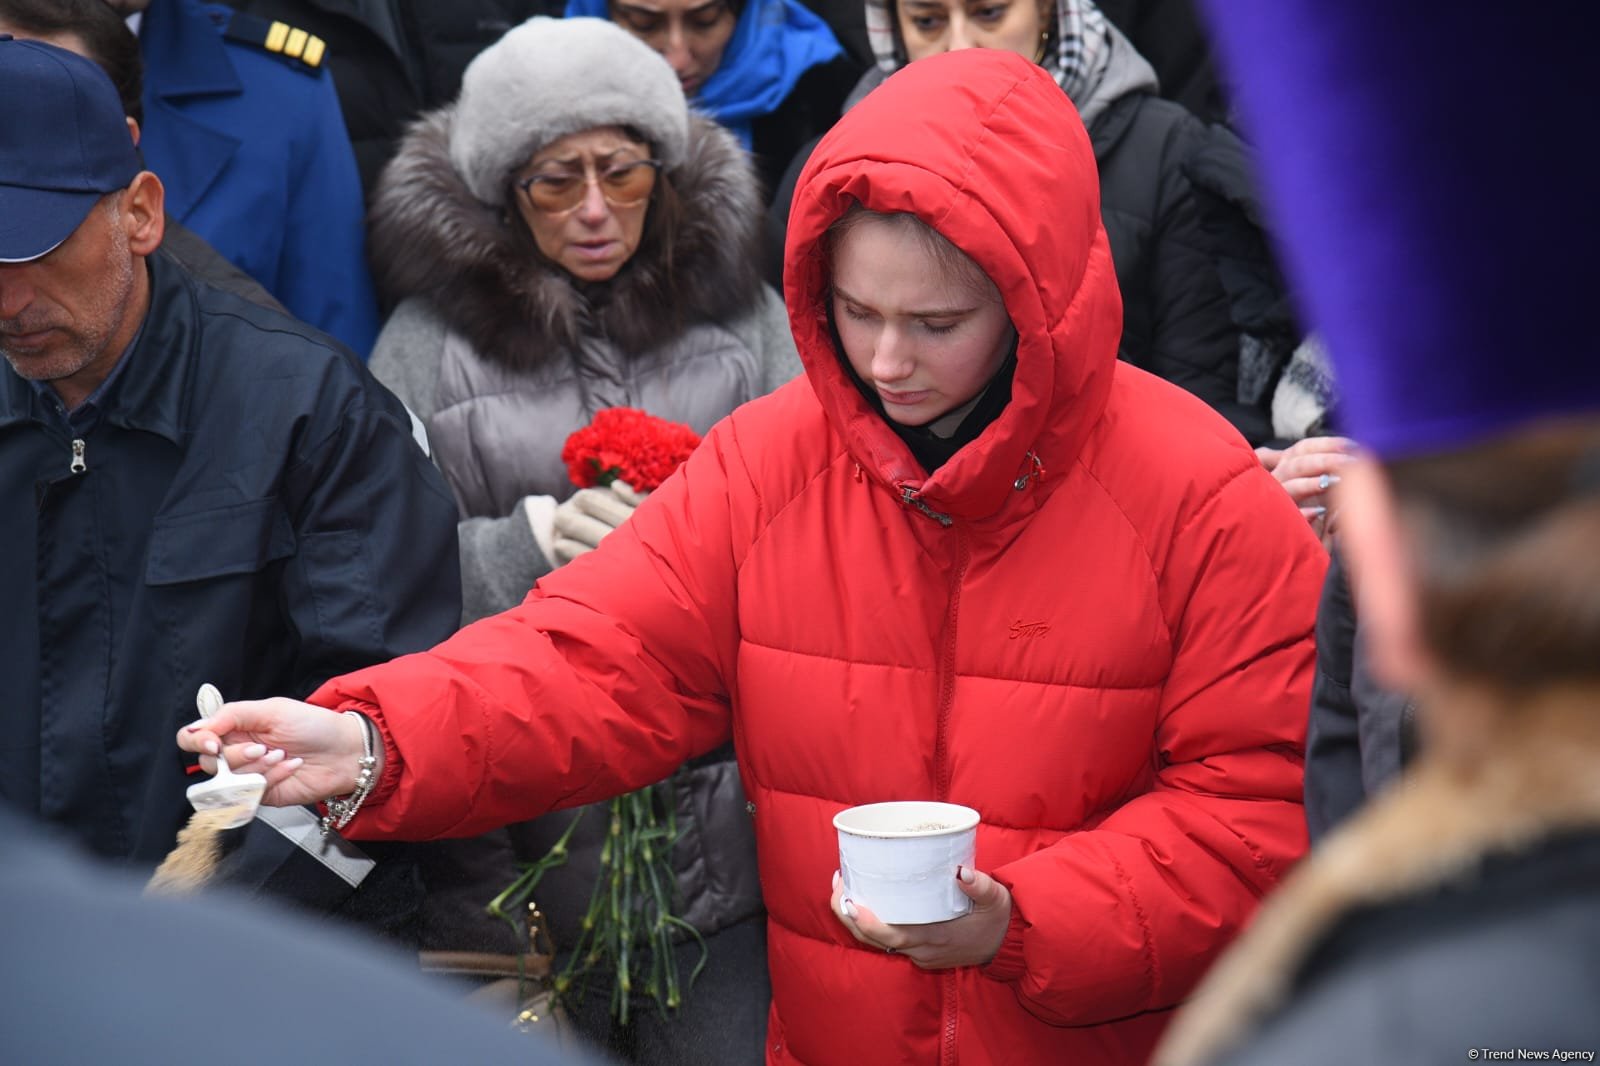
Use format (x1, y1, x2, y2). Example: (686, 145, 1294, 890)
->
(514, 159, 662, 216)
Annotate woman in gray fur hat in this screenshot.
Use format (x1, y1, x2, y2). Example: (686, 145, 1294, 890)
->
(365, 16, 794, 1063)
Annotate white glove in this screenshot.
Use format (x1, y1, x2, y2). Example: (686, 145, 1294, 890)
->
(549, 481, 644, 565)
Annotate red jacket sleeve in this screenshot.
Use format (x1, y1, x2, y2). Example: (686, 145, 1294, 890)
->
(986, 465, 1324, 1024)
(309, 420, 759, 841)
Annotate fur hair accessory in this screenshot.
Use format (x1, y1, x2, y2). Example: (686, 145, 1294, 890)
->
(449, 16, 689, 207)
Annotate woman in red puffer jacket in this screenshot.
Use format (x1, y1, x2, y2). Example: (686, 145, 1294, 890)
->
(181, 47, 1325, 1066)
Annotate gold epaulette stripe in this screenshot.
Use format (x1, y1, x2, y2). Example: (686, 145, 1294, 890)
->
(256, 19, 324, 69)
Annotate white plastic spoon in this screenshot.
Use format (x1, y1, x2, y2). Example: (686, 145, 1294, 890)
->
(184, 683, 266, 829)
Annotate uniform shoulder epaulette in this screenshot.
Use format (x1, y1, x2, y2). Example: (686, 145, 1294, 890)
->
(223, 11, 326, 74)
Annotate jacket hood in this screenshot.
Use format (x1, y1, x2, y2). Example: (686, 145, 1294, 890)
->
(369, 107, 764, 369)
(1076, 18, 1159, 126)
(784, 47, 1122, 521)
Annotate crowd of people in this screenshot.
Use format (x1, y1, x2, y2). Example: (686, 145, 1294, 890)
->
(2, 1, 1596, 1064)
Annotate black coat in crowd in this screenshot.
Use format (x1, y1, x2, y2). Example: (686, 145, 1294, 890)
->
(749, 51, 861, 205)
(0, 250, 461, 920)
(1089, 87, 1269, 442)
(1302, 551, 1416, 841)
(1098, 0, 1230, 125)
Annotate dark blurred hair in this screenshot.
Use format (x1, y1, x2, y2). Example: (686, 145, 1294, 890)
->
(1390, 421, 1600, 691)
(0, 0, 144, 123)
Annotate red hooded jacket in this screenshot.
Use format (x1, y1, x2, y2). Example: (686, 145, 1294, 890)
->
(318, 50, 1325, 1065)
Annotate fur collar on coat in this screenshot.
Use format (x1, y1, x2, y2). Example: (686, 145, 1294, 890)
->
(1154, 690, 1600, 1066)
(369, 107, 765, 370)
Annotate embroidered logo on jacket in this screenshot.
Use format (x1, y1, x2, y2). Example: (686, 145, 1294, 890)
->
(1009, 620, 1052, 639)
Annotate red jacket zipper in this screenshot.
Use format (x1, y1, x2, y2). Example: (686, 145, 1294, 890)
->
(934, 528, 967, 802)
(937, 528, 969, 1065)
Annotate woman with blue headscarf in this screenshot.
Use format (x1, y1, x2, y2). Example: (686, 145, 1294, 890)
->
(566, 0, 862, 200)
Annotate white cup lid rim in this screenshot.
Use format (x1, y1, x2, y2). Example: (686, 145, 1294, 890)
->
(833, 800, 980, 838)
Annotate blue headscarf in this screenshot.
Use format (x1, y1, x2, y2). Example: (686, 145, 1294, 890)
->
(564, 0, 844, 148)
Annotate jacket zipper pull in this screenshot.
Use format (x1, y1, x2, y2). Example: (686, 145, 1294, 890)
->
(899, 484, 953, 527)
(69, 438, 87, 475)
(1013, 451, 1044, 491)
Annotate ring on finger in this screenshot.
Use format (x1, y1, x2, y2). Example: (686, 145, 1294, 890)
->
(1317, 473, 1332, 491)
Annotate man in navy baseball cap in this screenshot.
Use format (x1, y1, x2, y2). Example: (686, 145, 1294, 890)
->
(0, 32, 464, 937)
(0, 33, 143, 264)
(0, 33, 160, 406)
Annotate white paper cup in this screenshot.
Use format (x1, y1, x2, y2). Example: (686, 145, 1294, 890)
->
(834, 801, 980, 925)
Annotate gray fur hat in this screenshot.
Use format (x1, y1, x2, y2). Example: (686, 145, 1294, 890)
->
(449, 16, 689, 207)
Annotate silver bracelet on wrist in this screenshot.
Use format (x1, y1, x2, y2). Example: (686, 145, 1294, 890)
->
(319, 711, 378, 836)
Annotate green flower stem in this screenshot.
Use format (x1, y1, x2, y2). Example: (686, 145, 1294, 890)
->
(500, 780, 696, 1023)
(486, 807, 586, 1000)
(487, 806, 584, 922)
(662, 914, 710, 998)
(640, 848, 680, 1014)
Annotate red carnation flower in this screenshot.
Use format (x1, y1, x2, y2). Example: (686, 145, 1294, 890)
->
(561, 407, 702, 492)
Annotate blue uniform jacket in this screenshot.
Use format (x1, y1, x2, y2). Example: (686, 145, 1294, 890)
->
(0, 251, 459, 866)
(139, 0, 381, 356)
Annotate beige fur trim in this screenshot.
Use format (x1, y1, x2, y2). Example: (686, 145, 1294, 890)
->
(1155, 693, 1600, 1066)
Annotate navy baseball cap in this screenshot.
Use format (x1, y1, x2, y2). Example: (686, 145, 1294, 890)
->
(0, 34, 142, 263)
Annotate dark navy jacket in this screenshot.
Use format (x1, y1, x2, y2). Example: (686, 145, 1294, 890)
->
(139, 0, 380, 356)
(0, 810, 594, 1066)
(0, 250, 459, 866)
